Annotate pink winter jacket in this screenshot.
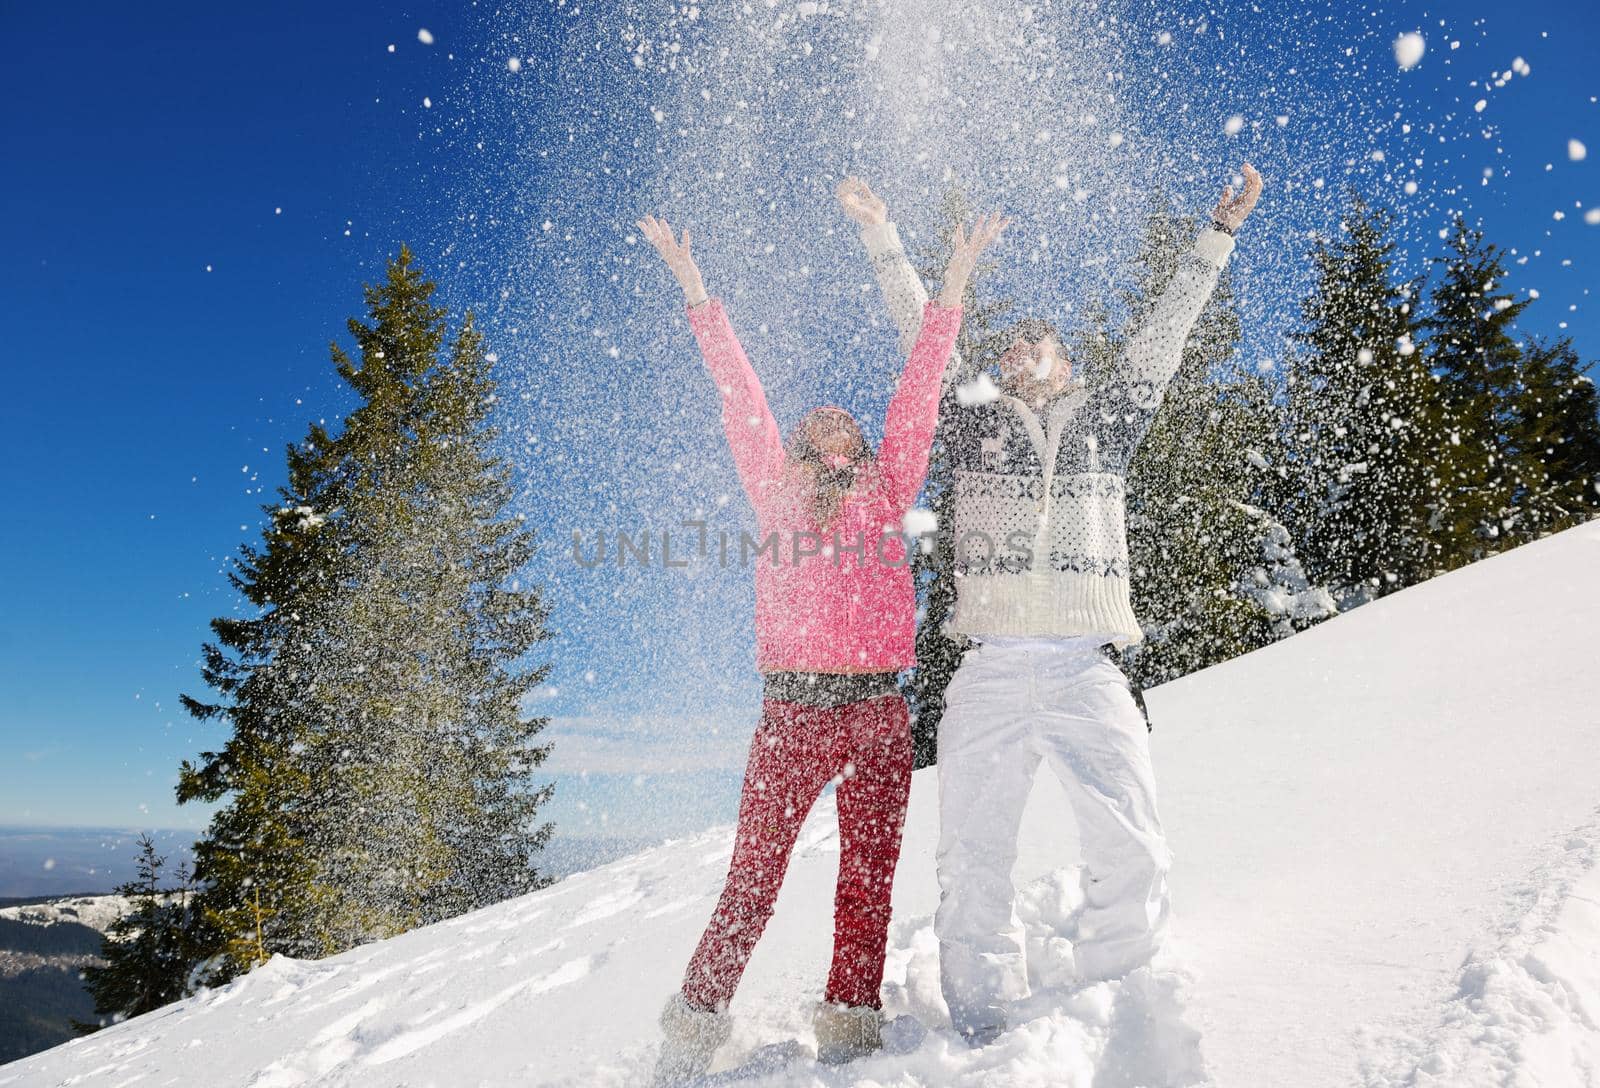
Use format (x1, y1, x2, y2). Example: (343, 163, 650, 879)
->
(688, 299, 963, 674)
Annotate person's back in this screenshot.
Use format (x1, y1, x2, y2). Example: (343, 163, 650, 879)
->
(636, 209, 1007, 1081)
(684, 289, 956, 674)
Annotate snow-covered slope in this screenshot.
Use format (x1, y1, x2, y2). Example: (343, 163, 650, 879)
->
(5, 521, 1598, 1087)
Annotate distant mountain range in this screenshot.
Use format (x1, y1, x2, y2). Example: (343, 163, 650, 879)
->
(0, 895, 131, 1064)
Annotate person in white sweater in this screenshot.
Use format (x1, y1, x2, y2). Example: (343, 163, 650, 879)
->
(838, 165, 1263, 1044)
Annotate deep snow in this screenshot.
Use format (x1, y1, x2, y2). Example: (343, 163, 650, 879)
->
(3, 521, 1598, 1087)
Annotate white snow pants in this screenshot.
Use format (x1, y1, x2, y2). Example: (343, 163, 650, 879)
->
(934, 637, 1171, 1035)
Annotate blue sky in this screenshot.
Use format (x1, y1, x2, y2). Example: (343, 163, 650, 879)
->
(1, 0, 1596, 858)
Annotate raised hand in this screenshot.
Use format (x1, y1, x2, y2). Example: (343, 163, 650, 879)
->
(636, 214, 708, 307)
(938, 211, 1011, 308)
(836, 176, 887, 228)
(1210, 163, 1264, 233)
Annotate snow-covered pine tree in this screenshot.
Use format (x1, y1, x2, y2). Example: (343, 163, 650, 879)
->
(1276, 196, 1436, 604)
(1119, 200, 1333, 687)
(1227, 503, 1338, 639)
(1418, 221, 1534, 569)
(901, 188, 1017, 768)
(180, 248, 554, 971)
(78, 836, 195, 1030)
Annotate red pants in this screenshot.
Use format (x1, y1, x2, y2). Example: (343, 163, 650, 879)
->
(681, 694, 913, 1011)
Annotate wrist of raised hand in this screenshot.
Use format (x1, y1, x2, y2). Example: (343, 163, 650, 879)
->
(678, 272, 708, 307)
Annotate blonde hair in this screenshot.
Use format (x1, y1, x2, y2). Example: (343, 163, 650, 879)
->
(782, 411, 871, 528)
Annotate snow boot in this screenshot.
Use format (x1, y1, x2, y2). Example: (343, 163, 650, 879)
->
(654, 993, 732, 1084)
(959, 1019, 1006, 1049)
(813, 1001, 883, 1065)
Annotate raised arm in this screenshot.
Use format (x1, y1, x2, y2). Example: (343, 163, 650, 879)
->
(838, 177, 971, 389)
(1117, 164, 1263, 407)
(638, 215, 783, 505)
(878, 212, 1008, 513)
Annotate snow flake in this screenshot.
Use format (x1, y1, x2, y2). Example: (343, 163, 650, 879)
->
(1569, 139, 1588, 162)
(902, 508, 937, 538)
(1394, 33, 1425, 71)
(417, 28, 434, 45)
(955, 373, 1000, 407)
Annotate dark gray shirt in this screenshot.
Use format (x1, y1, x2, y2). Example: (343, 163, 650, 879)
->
(762, 671, 898, 708)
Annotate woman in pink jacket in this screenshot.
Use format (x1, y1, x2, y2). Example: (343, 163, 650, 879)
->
(638, 209, 1006, 1080)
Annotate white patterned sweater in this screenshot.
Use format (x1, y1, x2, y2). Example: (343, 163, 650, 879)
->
(859, 220, 1235, 645)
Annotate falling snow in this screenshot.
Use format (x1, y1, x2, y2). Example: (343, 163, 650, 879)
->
(1394, 32, 1425, 70)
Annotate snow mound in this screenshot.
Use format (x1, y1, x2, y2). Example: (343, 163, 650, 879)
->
(4, 521, 1598, 1087)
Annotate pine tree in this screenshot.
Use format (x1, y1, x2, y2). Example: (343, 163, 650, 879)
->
(178, 455, 339, 964)
(1277, 196, 1437, 602)
(1501, 337, 1600, 540)
(302, 273, 555, 942)
(902, 188, 1018, 768)
(180, 248, 554, 973)
(1418, 220, 1533, 569)
(1119, 200, 1332, 687)
(78, 836, 195, 1028)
